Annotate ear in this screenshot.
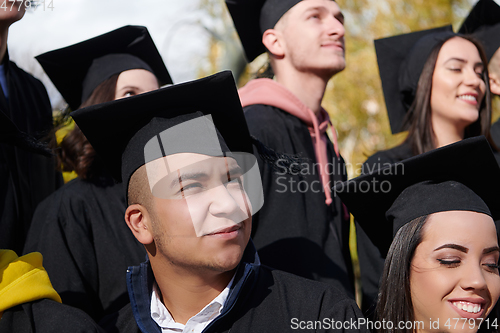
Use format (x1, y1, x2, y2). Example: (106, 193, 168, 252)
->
(125, 204, 154, 245)
(262, 29, 285, 58)
(490, 73, 500, 96)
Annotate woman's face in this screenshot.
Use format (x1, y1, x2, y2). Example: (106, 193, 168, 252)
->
(115, 69, 159, 100)
(430, 37, 486, 134)
(410, 211, 500, 333)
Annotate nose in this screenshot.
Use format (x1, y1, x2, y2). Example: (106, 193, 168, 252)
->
(326, 15, 345, 39)
(460, 263, 488, 292)
(464, 68, 483, 89)
(208, 183, 248, 221)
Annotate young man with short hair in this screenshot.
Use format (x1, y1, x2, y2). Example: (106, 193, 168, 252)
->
(225, 0, 354, 296)
(75, 71, 367, 333)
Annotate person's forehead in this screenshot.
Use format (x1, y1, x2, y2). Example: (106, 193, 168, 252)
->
(437, 37, 480, 63)
(288, 0, 340, 16)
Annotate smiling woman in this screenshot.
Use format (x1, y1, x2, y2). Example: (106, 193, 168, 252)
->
(356, 26, 500, 314)
(335, 136, 500, 333)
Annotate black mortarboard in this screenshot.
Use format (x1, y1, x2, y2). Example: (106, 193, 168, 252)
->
(36, 25, 172, 110)
(71, 70, 253, 192)
(459, 0, 500, 61)
(334, 136, 500, 256)
(226, 0, 323, 62)
(375, 25, 455, 134)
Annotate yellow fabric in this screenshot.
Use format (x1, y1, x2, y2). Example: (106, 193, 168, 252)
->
(0, 250, 61, 313)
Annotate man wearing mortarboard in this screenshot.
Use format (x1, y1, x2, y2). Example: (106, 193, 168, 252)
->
(459, 0, 500, 148)
(0, 0, 62, 255)
(224, 0, 354, 298)
(75, 71, 368, 333)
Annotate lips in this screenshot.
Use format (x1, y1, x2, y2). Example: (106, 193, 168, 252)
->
(204, 224, 241, 236)
(451, 301, 482, 314)
(448, 298, 487, 319)
(457, 93, 479, 105)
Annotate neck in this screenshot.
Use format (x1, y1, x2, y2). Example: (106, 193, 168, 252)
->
(273, 65, 329, 115)
(150, 257, 234, 325)
(0, 26, 9, 64)
(432, 117, 465, 149)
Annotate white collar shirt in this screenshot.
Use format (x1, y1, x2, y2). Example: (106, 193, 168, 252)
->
(150, 275, 235, 333)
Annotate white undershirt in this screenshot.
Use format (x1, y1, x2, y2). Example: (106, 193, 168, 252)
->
(150, 275, 235, 333)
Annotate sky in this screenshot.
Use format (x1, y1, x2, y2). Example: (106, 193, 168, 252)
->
(6, 0, 497, 109)
(8, 0, 227, 108)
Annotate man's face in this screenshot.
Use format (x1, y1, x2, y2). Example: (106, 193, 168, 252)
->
(275, 0, 345, 78)
(146, 153, 252, 273)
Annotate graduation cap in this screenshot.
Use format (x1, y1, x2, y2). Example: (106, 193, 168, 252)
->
(36, 25, 172, 111)
(72, 70, 253, 189)
(334, 136, 500, 257)
(459, 0, 500, 62)
(225, 0, 304, 62)
(73, 71, 264, 230)
(375, 25, 455, 134)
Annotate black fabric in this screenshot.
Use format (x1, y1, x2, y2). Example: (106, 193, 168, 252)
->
(72, 71, 253, 188)
(226, 0, 309, 62)
(100, 244, 367, 333)
(0, 53, 62, 255)
(459, 0, 500, 61)
(0, 299, 104, 333)
(344, 137, 500, 316)
(23, 176, 146, 321)
(355, 142, 412, 316)
(81, 53, 153, 105)
(375, 26, 454, 134)
(36, 25, 172, 110)
(244, 104, 354, 298)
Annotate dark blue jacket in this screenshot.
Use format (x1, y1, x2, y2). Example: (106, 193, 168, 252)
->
(101, 242, 368, 333)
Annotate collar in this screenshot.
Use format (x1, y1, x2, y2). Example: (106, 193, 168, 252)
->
(127, 241, 261, 333)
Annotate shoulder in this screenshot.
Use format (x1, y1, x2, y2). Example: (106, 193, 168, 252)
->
(8, 60, 49, 95)
(2, 299, 104, 333)
(99, 303, 140, 333)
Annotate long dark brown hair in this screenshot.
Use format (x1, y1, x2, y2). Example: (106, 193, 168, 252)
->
(376, 215, 499, 333)
(56, 74, 118, 180)
(403, 35, 497, 155)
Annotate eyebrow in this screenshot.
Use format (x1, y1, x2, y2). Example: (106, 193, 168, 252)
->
(303, 6, 344, 22)
(434, 244, 469, 253)
(483, 246, 500, 254)
(170, 171, 208, 188)
(444, 58, 484, 68)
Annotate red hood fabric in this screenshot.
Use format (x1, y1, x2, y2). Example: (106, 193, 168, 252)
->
(239, 78, 339, 205)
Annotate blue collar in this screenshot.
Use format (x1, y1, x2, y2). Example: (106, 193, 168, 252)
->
(126, 241, 261, 333)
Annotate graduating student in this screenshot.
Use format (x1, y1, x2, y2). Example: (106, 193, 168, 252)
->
(459, 0, 500, 147)
(0, 0, 62, 255)
(23, 26, 172, 321)
(225, 0, 354, 297)
(73, 71, 368, 333)
(357, 26, 498, 314)
(336, 136, 500, 333)
(0, 250, 104, 333)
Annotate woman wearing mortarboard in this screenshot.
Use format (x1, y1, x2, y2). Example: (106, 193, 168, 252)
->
(357, 25, 499, 316)
(336, 136, 500, 333)
(459, 0, 500, 149)
(23, 25, 172, 321)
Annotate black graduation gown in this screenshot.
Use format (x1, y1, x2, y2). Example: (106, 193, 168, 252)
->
(100, 244, 368, 333)
(355, 143, 412, 316)
(243, 104, 354, 298)
(0, 52, 62, 255)
(23, 176, 146, 321)
(0, 299, 104, 333)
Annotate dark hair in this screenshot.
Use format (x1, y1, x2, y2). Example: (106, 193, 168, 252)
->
(403, 35, 497, 155)
(56, 74, 118, 179)
(254, 60, 275, 79)
(375, 215, 427, 333)
(376, 215, 499, 333)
